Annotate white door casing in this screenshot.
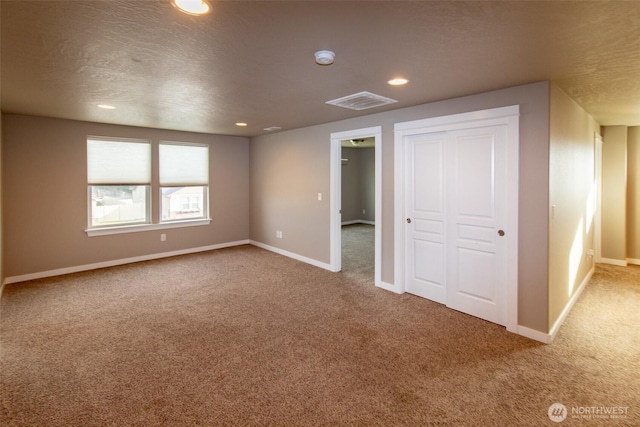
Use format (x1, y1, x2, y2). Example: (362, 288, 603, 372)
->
(330, 126, 383, 287)
(394, 106, 519, 332)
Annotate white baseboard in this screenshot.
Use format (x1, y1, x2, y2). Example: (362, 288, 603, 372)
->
(341, 220, 375, 226)
(600, 257, 627, 266)
(3, 240, 251, 285)
(515, 267, 594, 344)
(517, 325, 551, 344)
(627, 258, 640, 266)
(249, 240, 334, 271)
(547, 266, 594, 343)
(375, 280, 404, 294)
(0, 282, 5, 308)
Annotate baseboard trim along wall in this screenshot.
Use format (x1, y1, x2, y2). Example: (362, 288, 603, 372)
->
(375, 280, 403, 294)
(517, 326, 552, 344)
(3, 240, 251, 285)
(547, 266, 595, 343)
(249, 240, 334, 271)
(512, 267, 595, 344)
(600, 257, 628, 267)
(627, 258, 640, 266)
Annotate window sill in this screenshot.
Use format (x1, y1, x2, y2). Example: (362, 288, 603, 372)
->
(86, 218, 211, 237)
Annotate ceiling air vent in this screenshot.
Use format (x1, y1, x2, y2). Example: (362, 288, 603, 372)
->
(326, 91, 398, 111)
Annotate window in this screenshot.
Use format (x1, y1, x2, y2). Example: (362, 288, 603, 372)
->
(159, 142, 209, 221)
(87, 137, 210, 235)
(87, 137, 151, 228)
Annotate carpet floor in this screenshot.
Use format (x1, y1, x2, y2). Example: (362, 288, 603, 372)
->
(0, 231, 638, 426)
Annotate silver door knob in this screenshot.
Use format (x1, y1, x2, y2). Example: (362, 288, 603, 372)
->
(406, 218, 412, 224)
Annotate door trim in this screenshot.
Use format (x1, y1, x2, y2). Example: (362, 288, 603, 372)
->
(330, 126, 382, 286)
(394, 105, 519, 333)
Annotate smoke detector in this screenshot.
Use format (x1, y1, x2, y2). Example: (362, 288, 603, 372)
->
(315, 50, 335, 66)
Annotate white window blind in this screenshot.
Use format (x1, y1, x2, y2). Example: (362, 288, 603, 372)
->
(87, 138, 151, 184)
(159, 143, 209, 186)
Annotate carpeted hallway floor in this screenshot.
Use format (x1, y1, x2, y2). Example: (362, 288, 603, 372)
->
(0, 234, 638, 426)
(341, 223, 375, 283)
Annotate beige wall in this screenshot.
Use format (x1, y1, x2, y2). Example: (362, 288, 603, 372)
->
(627, 127, 640, 262)
(249, 127, 330, 263)
(601, 125, 628, 262)
(2, 114, 250, 278)
(341, 147, 375, 223)
(251, 81, 551, 333)
(548, 83, 599, 328)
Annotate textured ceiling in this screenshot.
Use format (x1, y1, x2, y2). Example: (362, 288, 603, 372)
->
(2, 0, 640, 137)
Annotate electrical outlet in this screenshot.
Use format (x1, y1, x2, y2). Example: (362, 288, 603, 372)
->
(276, 230, 283, 239)
(160, 233, 166, 242)
(362, 209, 366, 215)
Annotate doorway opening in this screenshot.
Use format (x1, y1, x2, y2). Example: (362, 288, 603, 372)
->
(330, 127, 381, 286)
(341, 137, 376, 282)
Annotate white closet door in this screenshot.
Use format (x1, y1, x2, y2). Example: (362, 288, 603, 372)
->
(445, 125, 507, 326)
(403, 125, 508, 326)
(404, 132, 446, 303)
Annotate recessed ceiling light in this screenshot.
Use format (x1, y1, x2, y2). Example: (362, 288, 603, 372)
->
(264, 126, 282, 132)
(171, 0, 211, 16)
(235, 122, 248, 127)
(97, 104, 116, 110)
(388, 78, 409, 86)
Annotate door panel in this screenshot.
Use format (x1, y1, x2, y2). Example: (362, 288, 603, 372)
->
(456, 247, 496, 301)
(446, 126, 506, 325)
(455, 135, 495, 218)
(412, 239, 445, 300)
(405, 133, 446, 303)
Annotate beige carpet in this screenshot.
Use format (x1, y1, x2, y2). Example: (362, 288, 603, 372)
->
(341, 223, 375, 282)
(1, 243, 638, 426)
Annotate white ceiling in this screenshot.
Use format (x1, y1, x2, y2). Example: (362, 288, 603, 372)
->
(2, 0, 640, 137)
